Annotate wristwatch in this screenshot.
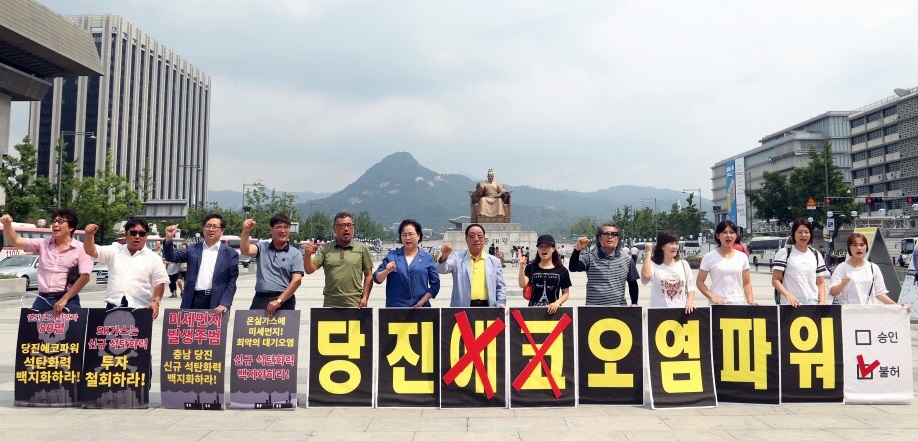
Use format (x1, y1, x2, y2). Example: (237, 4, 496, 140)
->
(153, 299, 161, 305)
(274, 299, 283, 305)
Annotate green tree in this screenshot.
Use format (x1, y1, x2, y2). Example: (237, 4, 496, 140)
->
(298, 211, 332, 242)
(745, 171, 794, 226)
(0, 137, 54, 220)
(569, 216, 599, 239)
(71, 150, 142, 243)
(242, 181, 299, 239)
(54, 137, 80, 210)
(353, 210, 387, 240)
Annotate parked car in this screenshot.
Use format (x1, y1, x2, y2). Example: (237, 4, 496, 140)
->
(92, 262, 108, 284)
(0, 254, 39, 289)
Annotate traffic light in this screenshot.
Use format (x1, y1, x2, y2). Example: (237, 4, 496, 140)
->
(908, 196, 917, 204)
(866, 197, 884, 204)
(825, 197, 832, 205)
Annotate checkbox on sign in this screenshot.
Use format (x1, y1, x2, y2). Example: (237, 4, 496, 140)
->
(855, 330, 871, 345)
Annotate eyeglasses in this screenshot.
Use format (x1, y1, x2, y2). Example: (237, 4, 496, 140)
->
(273, 225, 290, 231)
(127, 230, 148, 237)
(599, 231, 620, 237)
(467, 234, 484, 240)
(335, 223, 354, 229)
(51, 218, 68, 225)
(400, 232, 417, 238)
(203, 224, 223, 230)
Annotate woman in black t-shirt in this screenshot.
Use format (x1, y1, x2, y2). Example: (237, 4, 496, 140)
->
(518, 234, 572, 314)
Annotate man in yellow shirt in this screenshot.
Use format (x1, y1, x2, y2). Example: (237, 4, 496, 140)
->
(437, 224, 506, 307)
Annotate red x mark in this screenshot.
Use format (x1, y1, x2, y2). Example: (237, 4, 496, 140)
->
(442, 311, 505, 399)
(511, 309, 571, 399)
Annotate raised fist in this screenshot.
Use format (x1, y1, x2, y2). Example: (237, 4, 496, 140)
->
(242, 218, 256, 233)
(576, 237, 590, 250)
(84, 224, 99, 235)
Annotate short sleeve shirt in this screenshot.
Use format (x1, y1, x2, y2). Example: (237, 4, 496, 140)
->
(829, 261, 887, 304)
(524, 264, 572, 307)
(312, 241, 374, 307)
(700, 250, 749, 305)
(645, 260, 696, 308)
(95, 244, 170, 306)
(255, 241, 305, 293)
(772, 247, 829, 305)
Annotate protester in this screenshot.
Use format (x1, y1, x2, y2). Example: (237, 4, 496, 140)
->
(569, 222, 640, 306)
(641, 231, 695, 313)
(83, 219, 168, 319)
(830, 233, 910, 311)
(772, 219, 828, 306)
(163, 214, 238, 313)
(437, 223, 507, 307)
(374, 219, 440, 307)
(518, 234, 571, 314)
(696, 220, 755, 305)
(304, 211, 374, 307)
(241, 214, 304, 315)
(1, 210, 92, 315)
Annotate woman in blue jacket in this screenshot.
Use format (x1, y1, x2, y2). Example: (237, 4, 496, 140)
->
(374, 219, 440, 307)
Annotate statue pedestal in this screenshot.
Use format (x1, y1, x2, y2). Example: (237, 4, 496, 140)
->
(441, 223, 538, 264)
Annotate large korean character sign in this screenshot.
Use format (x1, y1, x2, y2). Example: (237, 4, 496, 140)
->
(646, 308, 716, 409)
(577, 307, 643, 405)
(440, 308, 507, 408)
(15, 309, 87, 407)
(377, 308, 440, 407)
(308, 308, 374, 407)
(508, 307, 575, 408)
(779, 305, 843, 403)
(160, 309, 228, 409)
(711, 306, 780, 404)
(80, 308, 154, 409)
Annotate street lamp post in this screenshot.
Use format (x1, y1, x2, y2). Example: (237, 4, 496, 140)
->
(641, 197, 658, 235)
(57, 131, 95, 209)
(241, 182, 258, 216)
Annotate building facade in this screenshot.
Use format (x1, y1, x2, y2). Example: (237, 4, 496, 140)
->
(28, 14, 210, 217)
(848, 88, 918, 217)
(711, 112, 853, 232)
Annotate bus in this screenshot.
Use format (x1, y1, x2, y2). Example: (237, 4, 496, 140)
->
(746, 236, 788, 268)
(898, 237, 918, 267)
(0, 223, 87, 258)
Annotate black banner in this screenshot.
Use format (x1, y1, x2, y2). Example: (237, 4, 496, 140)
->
(229, 310, 300, 409)
(308, 308, 374, 407)
(160, 309, 228, 410)
(711, 305, 780, 404)
(779, 305, 843, 403)
(377, 308, 441, 407)
(440, 307, 507, 408)
(79, 308, 153, 408)
(576, 306, 644, 405)
(508, 307, 575, 407)
(647, 308, 716, 409)
(14, 309, 87, 407)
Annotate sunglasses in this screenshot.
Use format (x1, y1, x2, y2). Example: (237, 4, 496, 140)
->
(128, 230, 148, 237)
(599, 231, 620, 237)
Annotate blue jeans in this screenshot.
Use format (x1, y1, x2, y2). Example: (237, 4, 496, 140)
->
(31, 295, 81, 313)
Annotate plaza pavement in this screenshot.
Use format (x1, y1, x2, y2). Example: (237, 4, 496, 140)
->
(0, 264, 916, 441)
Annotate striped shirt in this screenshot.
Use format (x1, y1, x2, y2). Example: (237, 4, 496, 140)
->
(569, 247, 639, 306)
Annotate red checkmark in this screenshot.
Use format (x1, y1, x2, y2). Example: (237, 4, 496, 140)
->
(856, 354, 880, 378)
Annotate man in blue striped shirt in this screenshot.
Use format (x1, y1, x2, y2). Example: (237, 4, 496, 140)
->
(569, 222, 639, 306)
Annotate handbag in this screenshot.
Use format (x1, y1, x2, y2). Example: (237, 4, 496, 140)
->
(523, 283, 533, 300)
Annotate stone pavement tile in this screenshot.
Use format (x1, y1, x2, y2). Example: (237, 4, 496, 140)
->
(727, 429, 843, 441)
(290, 407, 334, 416)
(697, 404, 794, 416)
(850, 414, 918, 428)
(469, 416, 568, 432)
(167, 413, 280, 431)
(602, 405, 703, 416)
(365, 416, 468, 432)
(56, 407, 157, 415)
(422, 407, 515, 417)
(198, 430, 311, 441)
(623, 430, 737, 441)
(268, 416, 372, 432)
(76, 414, 189, 430)
(519, 430, 626, 441)
(0, 405, 65, 415)
(830, 428, 918, 441)
(866, 403, 918, 415)
(780, 403, 888, 415)
(306, 432, 415, 441)
(755, 414, 871, 429)
(415, 431, 522, 441)
(328, 407, 423, 417)
(513, 406, 608, 417)
(0, 413, 88, 429)
(659, 415, 771, 430)
(0, 428, 211, 441)
(565, 416, 669, 431)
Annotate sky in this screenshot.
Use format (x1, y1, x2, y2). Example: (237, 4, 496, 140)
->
(10, 0, 918, 197)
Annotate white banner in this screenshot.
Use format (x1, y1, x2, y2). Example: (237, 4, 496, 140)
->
(841, 305, 913, 404)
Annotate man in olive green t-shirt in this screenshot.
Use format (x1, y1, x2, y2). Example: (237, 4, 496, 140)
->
(303, 211, 374, 307)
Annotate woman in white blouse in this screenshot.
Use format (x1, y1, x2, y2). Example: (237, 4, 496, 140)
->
(830, 233, 909, 312)
(641, 230, 695, 313)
